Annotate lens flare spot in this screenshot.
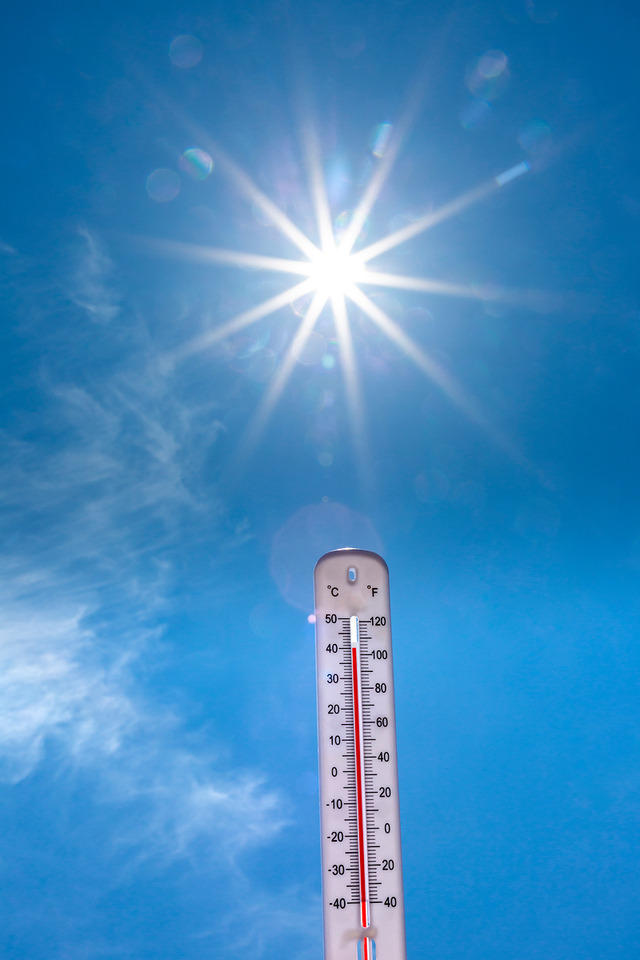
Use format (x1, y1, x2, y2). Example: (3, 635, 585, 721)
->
(321, 353, 336, 370)
(370, 123, 394, 158)
(495, 160, 530, 187)
(180, 148, 214, 180)
(247, 348, 278, 383)
(334, 210, 350, 241)
(466, 50, 509, 100)
(146, 168, 180, 202)
(478, 49, 508, 79)
(334, 210, 369, 246)
(461, 98, 492, 130)
(169, 34, 203, 68)
(291, 290, 316, 318)
(518, 119, 553, 154)
(295, 331, 326, 365)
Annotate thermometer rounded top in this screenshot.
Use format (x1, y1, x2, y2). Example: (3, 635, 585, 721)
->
(314, 549, 390, 618)
(315, 547, 389, 570)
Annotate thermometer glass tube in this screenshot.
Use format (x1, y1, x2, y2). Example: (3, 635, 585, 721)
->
(314, 549, 406, 960)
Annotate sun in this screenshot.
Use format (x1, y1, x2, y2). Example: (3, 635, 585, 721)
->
(141, 114, 535, 470)
(307, 246, 367, 301)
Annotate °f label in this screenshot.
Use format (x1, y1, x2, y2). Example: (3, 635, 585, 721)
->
(314, 549, 406, 960)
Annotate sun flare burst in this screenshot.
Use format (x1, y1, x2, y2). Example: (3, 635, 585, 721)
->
(141, 113, 540, 475)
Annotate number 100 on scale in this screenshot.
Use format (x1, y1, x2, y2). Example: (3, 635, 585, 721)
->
(314, 549, 406, 960)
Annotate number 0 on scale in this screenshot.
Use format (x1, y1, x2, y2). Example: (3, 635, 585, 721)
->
(314, 549, 406, 960)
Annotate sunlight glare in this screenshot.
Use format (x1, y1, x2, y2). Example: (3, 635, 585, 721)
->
(147, 110, 543, 472)
(309, 247, 366, 299)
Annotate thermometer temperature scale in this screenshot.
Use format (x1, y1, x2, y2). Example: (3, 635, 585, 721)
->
(314, 548, 406, 960)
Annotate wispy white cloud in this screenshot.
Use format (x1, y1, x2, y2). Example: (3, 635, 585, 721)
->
(0, 341, 231, 596)
(0, 601, 139, 784)
(0, 228, 277, 871)
(0, 226, 316, 960)
(69, 226, 121, 324)
(0, 578, 287, 861)
(113, 756, 288, 864)
(192, 882, 322, 959)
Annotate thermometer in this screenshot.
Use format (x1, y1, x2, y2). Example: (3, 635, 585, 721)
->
(314, 549, 406, 960)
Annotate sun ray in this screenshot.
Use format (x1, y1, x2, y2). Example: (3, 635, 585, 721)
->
(345, 283, 522, 460)
(301, 118, 335, 255)
(339, 123, 406, 258)
(355, 182, 495, 265)
(231, 289, 329, 467)
(211, 149, 320, 261)
(135, 236, 313, 277)
(346, 283, 474, 411)
(180, 120, 322, 262)
(337, 36, 459, 259)
(354, 160, 530, 266)
(358, 268, 559, 310)
(360, 271, 489, 299)
(331, 290, 372, 489)
(169, 277, 317, 366)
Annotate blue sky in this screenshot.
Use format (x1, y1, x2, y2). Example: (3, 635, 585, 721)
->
(2, 1, 640, 957)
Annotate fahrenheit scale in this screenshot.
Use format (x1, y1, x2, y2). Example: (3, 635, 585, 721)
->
(314, 549, 406, 960)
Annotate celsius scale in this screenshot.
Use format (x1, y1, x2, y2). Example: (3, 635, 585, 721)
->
(314, 549, 406, 960)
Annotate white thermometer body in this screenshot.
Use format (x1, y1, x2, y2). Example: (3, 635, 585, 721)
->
(314, 549, 406, 960)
